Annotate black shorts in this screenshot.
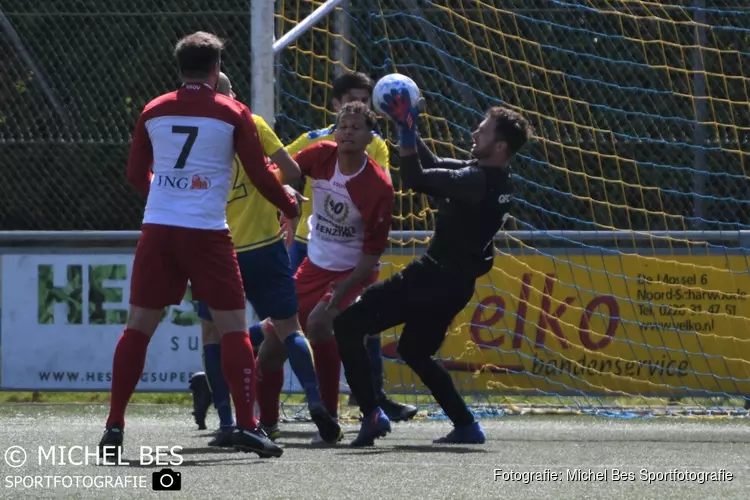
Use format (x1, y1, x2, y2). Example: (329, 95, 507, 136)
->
(338, 255, 476, 339)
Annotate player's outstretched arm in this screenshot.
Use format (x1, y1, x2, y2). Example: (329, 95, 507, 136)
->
(235, 107, 299, 219)
(400, 151, 487, 204)
(416, 135, 465, 171)
(126, 111, 153, 197)
(383, 88, 487, 203)
(252, 114, 302, 184)
(379, 87, 461, 171)
(269, 149, 301, 184)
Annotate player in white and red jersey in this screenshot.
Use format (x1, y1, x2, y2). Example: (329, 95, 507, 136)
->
(97, 32, 297, 459)
(251, 102, 394, 443)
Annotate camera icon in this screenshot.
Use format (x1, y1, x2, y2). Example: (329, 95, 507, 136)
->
(152, 468, 181, 491)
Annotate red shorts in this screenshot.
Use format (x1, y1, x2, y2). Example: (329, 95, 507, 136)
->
(130, 223, 245, 310)
(295, 257, 379, 331)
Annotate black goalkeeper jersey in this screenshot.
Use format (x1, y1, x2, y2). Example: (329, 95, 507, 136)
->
(400, 137, 514, 278)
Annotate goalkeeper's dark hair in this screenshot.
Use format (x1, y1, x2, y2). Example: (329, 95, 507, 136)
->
(174, 31, 225, 79)
(332, 72, 374, 100)
(336, 101, 378, 130)
(486, 106, 534, 156)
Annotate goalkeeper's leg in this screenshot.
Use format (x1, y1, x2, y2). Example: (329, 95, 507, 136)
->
(397, 274, 485, 445)
(334, 270, 418, 446)
(397, 319, 485, 444)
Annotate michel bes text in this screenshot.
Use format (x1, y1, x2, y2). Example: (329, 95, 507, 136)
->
(39, 446, 183, 467)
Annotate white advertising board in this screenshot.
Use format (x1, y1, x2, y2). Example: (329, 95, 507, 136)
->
(0, 253, 318, 393)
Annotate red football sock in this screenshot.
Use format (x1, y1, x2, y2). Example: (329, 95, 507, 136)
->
(107, 328, 150, 428)
(221, 331, 258, 430)
(257, 367, 284, 426)
(312, 336, 341, 416)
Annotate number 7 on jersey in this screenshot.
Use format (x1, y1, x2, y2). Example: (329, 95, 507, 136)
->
(172, 125, 198, 169)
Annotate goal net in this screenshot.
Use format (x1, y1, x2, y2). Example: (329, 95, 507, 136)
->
(277, 0, 750, 416)
(1, 0, 748, 416)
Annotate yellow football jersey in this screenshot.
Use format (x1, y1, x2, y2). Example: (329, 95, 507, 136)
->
(226, 115, 285, 251)
(286, 125, 391, 242)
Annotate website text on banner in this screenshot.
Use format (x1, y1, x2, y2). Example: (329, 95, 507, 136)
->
(2, 252, 749, 397)
(0, 254, 304, 392)
(378, 254, 750, 398)
(0, 254, 202, 390)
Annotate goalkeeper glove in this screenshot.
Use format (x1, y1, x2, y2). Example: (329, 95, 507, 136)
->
(379, 88, 421, 149)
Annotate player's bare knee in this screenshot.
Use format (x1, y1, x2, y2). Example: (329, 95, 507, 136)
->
(126, 306, 163, 337)
(210, 308, 248, 336)
(306, 310, 334, 345)
(269, 315, 301, 340)
(201, 320, 221, 345)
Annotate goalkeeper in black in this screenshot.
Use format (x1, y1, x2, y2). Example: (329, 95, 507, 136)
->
(333, 87, 534, 446)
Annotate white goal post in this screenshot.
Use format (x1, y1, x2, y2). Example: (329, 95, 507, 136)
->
(250, 0, 349, 126)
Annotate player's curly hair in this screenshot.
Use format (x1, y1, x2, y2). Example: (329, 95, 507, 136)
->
(332, 72, 374, 101)
(336, 101, 378, 130)
(486, 106, 534, 156)
(174, 31, 225, 79)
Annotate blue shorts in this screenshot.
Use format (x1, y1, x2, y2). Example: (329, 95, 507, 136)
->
(289, 239, 308, 274)
(197, 239, 298, 322)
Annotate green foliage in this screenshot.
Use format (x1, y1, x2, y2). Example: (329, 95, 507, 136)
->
(38, 264, 83, 324)
(37, 261, 201, 325)
(88, 265, 128, 325)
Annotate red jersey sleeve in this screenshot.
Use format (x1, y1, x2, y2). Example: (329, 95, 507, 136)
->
(362, 182, 395, 256)
(234, 105, 299, 219)
(126, 111, 153, 197)
(292, 141, 337, 178)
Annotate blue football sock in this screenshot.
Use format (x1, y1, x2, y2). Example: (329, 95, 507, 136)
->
(366, 336, 385, 397)
(283, 332, 323, 407)
(249, 322, 265, 353)
(203, 344, 234, 429)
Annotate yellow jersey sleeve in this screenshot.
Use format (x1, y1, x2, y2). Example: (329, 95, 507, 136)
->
(225, 115, 286, 252)
(253, 115, 285, 157)
(293, 126, 392, 242)
(367, 133, 391, 172)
